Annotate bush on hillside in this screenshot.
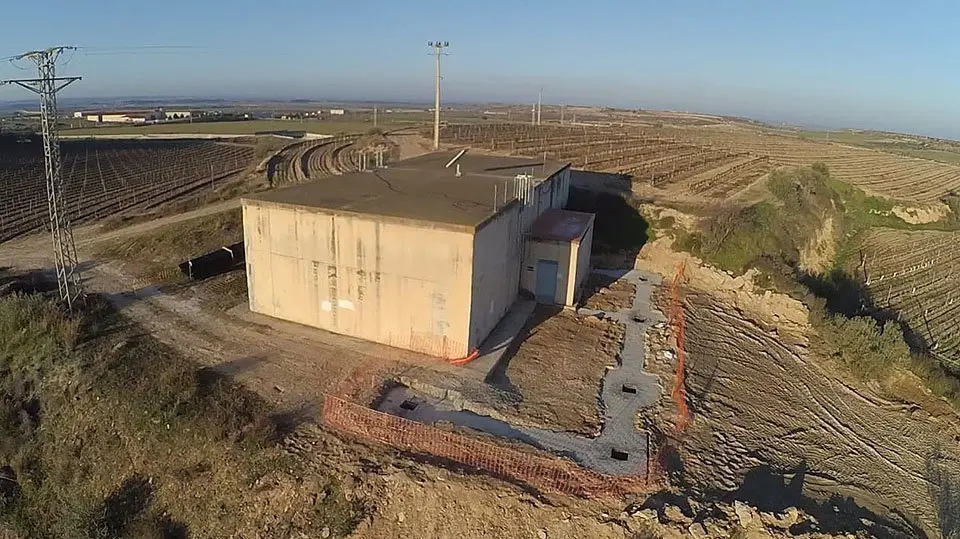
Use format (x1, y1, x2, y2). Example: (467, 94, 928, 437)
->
(808, 299, 909, 380)
(672, 164, 960, 406)
(677, 163, 842, 275)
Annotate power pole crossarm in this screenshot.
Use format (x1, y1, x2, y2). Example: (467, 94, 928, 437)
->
(0, 46, 84, 309)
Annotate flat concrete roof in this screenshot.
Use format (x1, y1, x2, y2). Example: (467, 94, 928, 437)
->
(529, 209, 594, 242)
(243, 151, 569, 229)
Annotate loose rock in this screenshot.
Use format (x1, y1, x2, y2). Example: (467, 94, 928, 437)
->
(663, 504, 692, 525)
(734, 501, 755, 527)
(688, 522, 708, 538)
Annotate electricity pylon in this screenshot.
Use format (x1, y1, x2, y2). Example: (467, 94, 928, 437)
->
(1, 46, 83, 309)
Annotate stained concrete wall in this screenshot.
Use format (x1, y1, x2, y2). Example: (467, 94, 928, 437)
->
(243, 201, 475, 357)
(573, 220, 594, 304)
(521, 214, 593, 307)
(534, 168, 571, 214)
(517, 167, 572, 237)
(469, 204, 522, 350)
(522, 239, 574, 306)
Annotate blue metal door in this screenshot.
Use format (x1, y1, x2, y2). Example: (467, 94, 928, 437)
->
(535, 260, 559, 303)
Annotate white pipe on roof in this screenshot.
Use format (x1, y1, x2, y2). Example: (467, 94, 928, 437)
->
(445, 148, 468, 168)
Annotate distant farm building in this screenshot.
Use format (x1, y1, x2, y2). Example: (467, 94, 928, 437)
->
(162, 110, 193, 120)
(76, 109, 193, 123)
(241, 151, 593, 358)
(84, 111, 151, 124)
(329, 109, 345, 116)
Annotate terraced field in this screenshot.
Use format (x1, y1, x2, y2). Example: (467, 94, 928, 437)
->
(444, 123, 960, 203)
(0, 136, 255, 242)
(670, 126, 960, 202)
(860, 228, 960, 369)
(441, 124, 773, 201)
(266, 133, 400, 185)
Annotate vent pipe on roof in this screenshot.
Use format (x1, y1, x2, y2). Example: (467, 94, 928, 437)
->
(445, 148, 468, 168)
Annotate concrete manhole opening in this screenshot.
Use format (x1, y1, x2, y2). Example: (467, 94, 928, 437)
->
(621, 384, 638, 394)
(610, 449, 629, 461)
(399, 399, 420, 411)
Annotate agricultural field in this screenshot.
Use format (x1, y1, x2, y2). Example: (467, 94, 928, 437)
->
(0, 135, 255, 242)
(264, 130, 414, 185)
(444, 122, 960, 204)
(860, 227, 960, 369)
(794, 129, 960, 165)
(441, 124, 774, 201)
(668, 125, 960, 202)
(60, 118, 392, 136)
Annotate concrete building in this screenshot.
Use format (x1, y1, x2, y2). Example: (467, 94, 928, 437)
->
(83, 111, 152, 124)
(241, 151, 591, 357)
(522, 209, 595, 306)
(162, 110, 192, 119)
(329, 109, 345, 115)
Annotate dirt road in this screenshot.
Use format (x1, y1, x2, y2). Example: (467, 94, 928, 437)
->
(0, 213, 436, 413)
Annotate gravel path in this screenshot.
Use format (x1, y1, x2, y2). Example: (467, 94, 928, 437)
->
(378, 269, 665, 476)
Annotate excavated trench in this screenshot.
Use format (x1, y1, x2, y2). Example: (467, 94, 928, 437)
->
(376, 269, 665, 476)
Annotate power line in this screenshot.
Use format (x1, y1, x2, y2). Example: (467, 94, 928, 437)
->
(0, 46, 84, 309)
(79, 45, 201, 51)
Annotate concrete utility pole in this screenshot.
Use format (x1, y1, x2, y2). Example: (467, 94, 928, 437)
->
(1, 46, 83, 309)
(537, 87, 542, 126)
(373, 105, 377, 127)
(428, 41, 449, 150)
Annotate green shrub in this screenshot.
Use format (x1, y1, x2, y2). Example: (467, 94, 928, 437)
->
(678, 164, 842, 276)
(810, 305, 909, 380)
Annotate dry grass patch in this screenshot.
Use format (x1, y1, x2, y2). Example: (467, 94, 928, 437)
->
(504, 306, 623, 434)
(94, 209, 242, 283)
(581, 274, 637, 312)
(0, 292, 361, 538)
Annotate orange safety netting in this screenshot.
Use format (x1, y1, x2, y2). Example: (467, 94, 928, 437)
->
(322, 394, 654, 498)
(447, 348, 480, 366)
(669, 262, 691, 433)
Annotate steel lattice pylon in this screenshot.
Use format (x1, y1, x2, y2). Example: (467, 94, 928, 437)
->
(1, 47, 83, 309)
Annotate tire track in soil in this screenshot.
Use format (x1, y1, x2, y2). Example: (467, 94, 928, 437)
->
(652, 292, 960, 536)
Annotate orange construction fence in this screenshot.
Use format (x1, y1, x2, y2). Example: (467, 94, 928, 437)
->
(669, 262, 691, 433)
(322, 394, 655, 498)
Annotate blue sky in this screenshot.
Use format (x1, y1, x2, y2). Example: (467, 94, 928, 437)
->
(1, 0, 958, 137)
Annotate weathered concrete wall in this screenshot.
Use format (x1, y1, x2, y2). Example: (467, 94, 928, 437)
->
(533, 167, 571, 226)
(522, 239, 574, 305)
(517, 167, 572, 237)
(536, 168, 570, 214)
(243, 201, 474, 357)
(573, 218, 595, 304)
(469, 204, 521, 350)
(521, 211, 591, 307)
